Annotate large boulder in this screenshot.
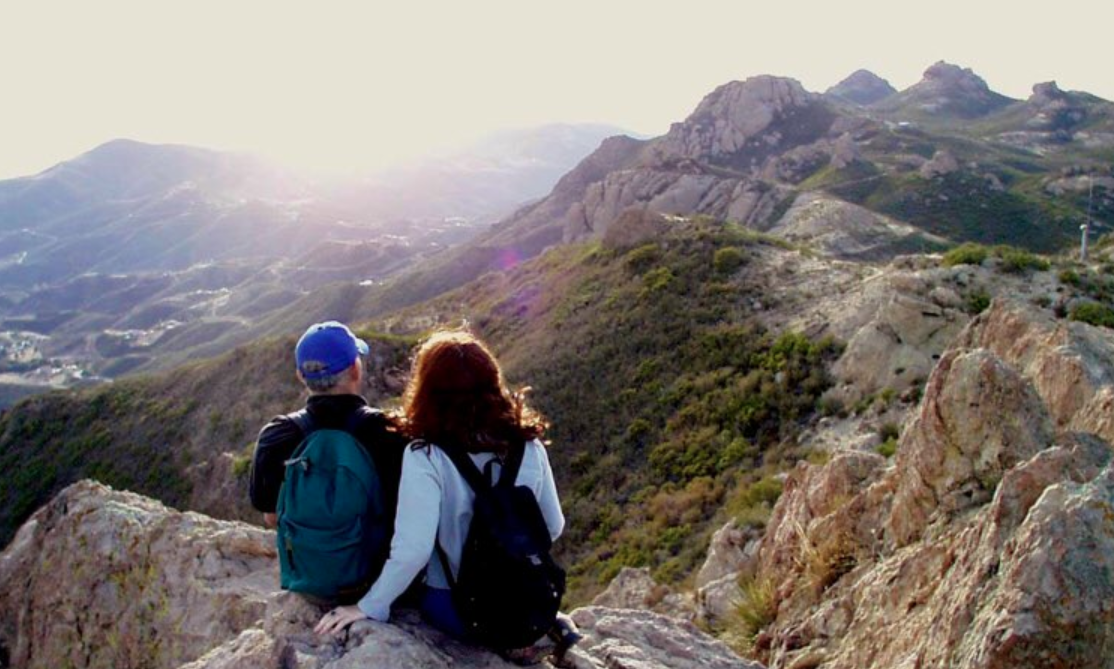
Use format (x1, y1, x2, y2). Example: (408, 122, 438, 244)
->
(957, 298, 1114, 443)
(0, 480, 275, 669)
(886, 347, 1055, 547)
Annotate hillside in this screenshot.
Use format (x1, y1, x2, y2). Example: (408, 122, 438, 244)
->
(6, 199, 1114, 606)
(2, 213, 1113, 667)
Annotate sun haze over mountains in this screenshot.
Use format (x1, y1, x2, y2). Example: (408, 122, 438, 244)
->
(2, 0, 1111, 179)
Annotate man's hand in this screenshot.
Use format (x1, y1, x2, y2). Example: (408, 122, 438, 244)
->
(263, 513, 277, 528)
(314, 605, 368, 636)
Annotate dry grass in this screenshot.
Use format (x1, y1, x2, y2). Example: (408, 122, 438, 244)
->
(727, 573, 778, 654)
(792, 517, 859, 594)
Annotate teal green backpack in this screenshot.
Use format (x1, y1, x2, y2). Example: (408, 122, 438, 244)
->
(276, 409, 388, 603)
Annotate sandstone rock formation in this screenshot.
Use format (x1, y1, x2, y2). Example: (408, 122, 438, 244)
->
(651, 77, 830, 167)
(0, 481, 757, 669)
(745, 299, 1114, 669)
(484, 75, 848, 249)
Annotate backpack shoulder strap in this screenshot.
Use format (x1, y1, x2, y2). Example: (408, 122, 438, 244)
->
(495, 441, 527, 490)
(437, 443, 490, 493)
(288, 409, 316, 439)
(344, 405, 380, 436)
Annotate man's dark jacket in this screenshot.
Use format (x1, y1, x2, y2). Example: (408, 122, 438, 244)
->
(249, 394, 407, 517)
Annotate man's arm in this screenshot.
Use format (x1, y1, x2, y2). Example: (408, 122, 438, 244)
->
(249, 415, 301, 515)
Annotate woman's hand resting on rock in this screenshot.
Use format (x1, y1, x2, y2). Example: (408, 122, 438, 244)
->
(314, 605, 368, 636)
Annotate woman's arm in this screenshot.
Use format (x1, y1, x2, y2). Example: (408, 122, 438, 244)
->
(533, 441, 565, 542)
(356, 446, 443, 621)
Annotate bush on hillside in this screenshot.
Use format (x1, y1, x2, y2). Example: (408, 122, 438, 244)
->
(996, 246, 1050, 273)
(713, 247, 747, 275)
(942, 243, 989, 267)
(1069, 302, 1114, 328)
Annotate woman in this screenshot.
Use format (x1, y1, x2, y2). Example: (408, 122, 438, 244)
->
(314, 330, 571, 659)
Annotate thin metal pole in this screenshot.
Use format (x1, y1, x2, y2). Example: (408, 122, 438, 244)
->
(1081, 176, 1093, 262)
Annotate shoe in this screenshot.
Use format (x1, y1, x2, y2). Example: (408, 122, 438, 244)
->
(547, 614, 583, 666)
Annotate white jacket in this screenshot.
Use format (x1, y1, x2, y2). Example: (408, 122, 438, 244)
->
(357, 439, 564, 621)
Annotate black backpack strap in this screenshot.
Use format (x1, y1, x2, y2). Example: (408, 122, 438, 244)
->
(344, 405, 379, 435)
(495, 442, 526, 490)
(435, 542, 457, 590)
(289, 409, 316, 438)
(437, 443, 491, 493)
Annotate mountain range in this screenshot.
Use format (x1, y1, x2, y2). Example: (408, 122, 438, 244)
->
(0, 124, 625, 400)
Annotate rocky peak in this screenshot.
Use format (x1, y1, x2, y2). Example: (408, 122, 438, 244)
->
(920, 60, 994, 93)
(651, 76, 834, 169)
(825, 69, 897, 105)
(880, 60, 1014, 119)
(1030, 80, 1068, 106)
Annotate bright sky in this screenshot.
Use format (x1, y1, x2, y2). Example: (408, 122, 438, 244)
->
(1, 0, 1111, 179)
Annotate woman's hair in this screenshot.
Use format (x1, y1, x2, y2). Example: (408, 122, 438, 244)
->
(401, 330, 545, 453)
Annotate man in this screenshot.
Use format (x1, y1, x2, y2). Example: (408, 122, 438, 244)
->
(249, 320, 405, 530)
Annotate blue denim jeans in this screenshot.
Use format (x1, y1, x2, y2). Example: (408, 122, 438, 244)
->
(420, 587, 466, 639)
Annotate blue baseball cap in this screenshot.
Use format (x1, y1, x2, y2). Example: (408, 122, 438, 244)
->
(295, 321, 370, 380)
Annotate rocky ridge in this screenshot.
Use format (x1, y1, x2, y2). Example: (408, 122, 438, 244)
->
(0, 481, 758, 669)
(875, 60, 1016, 119)
(733, 299, 1114, 668)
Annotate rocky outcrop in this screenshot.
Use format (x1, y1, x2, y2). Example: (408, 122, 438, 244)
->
(746, 299, 1114, 669)
(0, 480, 276, 669)
(829, 288, 967, 406)
(956, 298, 1114, 444)
(769, 192, 947, 260)
(825, 69, 897, 106)
(651, 77, 833, 168)
(877, 61, 1015, 119)
(918, 148, 960, 178)
(0, 481, 758, 669)
(563, 169, 791, 242)
(486, 76, 842, 248)
(566, 607, 761, 669)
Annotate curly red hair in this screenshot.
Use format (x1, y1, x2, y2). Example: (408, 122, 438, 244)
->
(401, 330, 545, 453)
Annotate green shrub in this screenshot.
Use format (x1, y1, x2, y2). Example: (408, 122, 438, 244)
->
(624, 244, 661, 274)
(1069, 302, 1114, 328)
(996, 246, 1050, 273)
(1059, 269, 1082, 286)
(713, 247, 747, 275)
(942, 243, 989, 267)
(641, 267, 674, 294)
(876, 437, 897, 458)
(965, 290, 991, 314)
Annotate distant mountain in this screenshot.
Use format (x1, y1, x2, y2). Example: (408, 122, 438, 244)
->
(825, 69, 896, 105)
(872, 60, 1016, 120)
(326, 123, 633, 223)
(0, 127, 621, 393)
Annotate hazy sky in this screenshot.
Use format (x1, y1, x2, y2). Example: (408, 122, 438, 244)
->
(1, 1, 1111, 179)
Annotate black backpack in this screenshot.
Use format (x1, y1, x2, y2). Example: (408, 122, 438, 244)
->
(436, 442, 566, 649)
